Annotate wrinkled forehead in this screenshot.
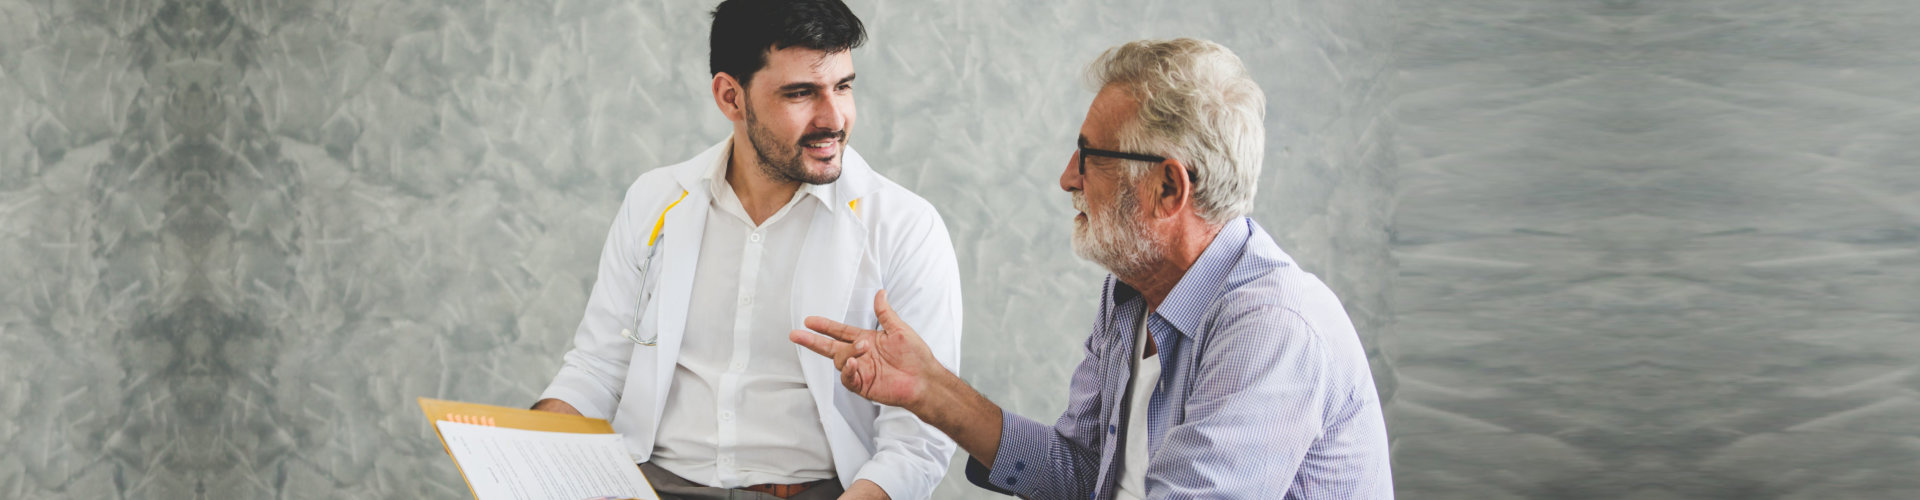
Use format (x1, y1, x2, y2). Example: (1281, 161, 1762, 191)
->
(1079, 85, 1139, 147)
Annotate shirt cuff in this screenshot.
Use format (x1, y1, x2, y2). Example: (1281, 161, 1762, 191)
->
(851, 457, 925, 500)
(537, 377, 613, 420)
(965, 409, 1052, 497)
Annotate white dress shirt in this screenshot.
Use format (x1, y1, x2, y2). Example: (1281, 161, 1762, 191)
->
(649, 150, 837, 487)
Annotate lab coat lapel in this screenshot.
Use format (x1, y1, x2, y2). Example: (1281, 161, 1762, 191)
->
(612, 147, 717, 456)
(792, 200, 872, 478)
(608, 188, 707, 457)
(648, 189, 706, 430)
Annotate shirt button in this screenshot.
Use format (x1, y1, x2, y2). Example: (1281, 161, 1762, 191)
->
(749, 233, 763, 243)
(730, 360, 746, 371)
(741, 296, 754, 306)
(720, 456, 734, 467)
(720, 411, 734, 422)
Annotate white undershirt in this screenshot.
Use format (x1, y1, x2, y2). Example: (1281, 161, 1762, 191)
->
(649, 148, 836, 487)
(1115, 307, 1160, 500)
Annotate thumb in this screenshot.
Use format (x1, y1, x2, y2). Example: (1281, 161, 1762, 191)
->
(874, 289, 908, 336)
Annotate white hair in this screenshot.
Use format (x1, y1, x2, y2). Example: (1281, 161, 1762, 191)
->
(1086, 38, 1267, 225)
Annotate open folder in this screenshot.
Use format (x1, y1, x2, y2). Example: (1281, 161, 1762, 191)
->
(419, 397, 659, 500)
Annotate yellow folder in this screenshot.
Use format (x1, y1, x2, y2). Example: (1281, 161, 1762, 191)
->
(419, 397, 615, 435)
(418, 397, 623, 499)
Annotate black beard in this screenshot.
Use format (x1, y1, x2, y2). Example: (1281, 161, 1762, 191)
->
(744, 97, 846, 185)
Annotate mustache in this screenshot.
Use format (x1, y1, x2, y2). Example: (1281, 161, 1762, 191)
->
(1073, 191, 1089, 213)
(799, 130, 845, 145)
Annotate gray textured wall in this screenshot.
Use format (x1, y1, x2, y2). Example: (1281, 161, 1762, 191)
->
(0, 0, 1394, 498)
(1393, 0, 1920, 499)
(14, 0, 1916, 499)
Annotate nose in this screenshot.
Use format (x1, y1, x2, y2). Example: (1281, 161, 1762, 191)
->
(1060, 149, 1083, 193)
(813, 92, 852, 132)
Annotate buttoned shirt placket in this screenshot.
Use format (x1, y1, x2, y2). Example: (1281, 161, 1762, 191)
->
(710, 185, 807, 485)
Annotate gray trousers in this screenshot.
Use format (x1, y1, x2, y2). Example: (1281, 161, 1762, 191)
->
(639, 462, 845, 500)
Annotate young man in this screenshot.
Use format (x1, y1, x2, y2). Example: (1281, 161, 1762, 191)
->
(536, 1, 962, 499)
(792, 39, 1394, 499)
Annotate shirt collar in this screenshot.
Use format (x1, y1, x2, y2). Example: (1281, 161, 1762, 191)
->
(1134, 217, 1254, 339)
(706, 134, 837, 209)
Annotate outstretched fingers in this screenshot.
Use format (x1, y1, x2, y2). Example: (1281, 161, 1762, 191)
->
(789, 329, 840, 359)
(803, 315, 870, 343)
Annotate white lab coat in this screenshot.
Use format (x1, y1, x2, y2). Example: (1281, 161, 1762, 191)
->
(541, 138, 962, 499)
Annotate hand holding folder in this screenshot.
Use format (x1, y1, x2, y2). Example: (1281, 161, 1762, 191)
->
(419, 398, 659, 500)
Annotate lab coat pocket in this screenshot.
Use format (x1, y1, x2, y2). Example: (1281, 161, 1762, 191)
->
(624, 247, 668, 347)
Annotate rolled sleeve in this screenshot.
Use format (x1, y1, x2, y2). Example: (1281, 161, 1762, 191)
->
(851, 450, 925, 500)
(852, 402, 955, 500)
(538, 352, 623, 419)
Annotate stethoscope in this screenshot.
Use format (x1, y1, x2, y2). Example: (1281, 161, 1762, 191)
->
(621, 190, 689, 346)
(620, 234, 666, 346)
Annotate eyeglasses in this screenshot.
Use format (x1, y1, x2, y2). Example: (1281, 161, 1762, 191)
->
(1078, 137, 1166, 177)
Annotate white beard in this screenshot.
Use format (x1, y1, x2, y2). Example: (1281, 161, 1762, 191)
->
(1071, 188, 1161, 278)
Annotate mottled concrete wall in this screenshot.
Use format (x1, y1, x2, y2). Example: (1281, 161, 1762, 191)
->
(0, 0, 1395, 498)
(1393, 0, 1920, 498)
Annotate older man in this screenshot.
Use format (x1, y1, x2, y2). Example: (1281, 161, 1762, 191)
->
(790, 39, 1392, 499)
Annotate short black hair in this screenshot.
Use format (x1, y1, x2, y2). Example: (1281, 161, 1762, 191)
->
(709, 0, 866, 88)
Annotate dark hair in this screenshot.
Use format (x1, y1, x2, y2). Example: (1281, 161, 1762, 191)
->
(709, 0, 866, 88)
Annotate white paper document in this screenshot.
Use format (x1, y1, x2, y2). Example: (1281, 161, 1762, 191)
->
(436, 421, 659, 500)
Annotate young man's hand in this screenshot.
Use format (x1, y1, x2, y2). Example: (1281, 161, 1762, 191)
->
(531, 398, 582, 416)
(838, 479, 891, 500)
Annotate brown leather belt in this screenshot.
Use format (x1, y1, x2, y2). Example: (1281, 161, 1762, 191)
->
(740, 478, 834, 499)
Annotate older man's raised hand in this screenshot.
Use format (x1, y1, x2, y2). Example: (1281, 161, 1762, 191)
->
(789, 290, 947, 411)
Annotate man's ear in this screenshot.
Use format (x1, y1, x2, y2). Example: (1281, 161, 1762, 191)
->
(712, 72, 747, 122)
(1155, 158, 1193, 218)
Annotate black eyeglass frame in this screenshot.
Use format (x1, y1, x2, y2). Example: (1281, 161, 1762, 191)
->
(1078, 138, 1167, 177)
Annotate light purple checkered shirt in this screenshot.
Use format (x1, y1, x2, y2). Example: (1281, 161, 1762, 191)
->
(966, 217, 1393, 499)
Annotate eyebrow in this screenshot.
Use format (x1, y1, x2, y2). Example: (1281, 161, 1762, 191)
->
(777, 74, 857, 93)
